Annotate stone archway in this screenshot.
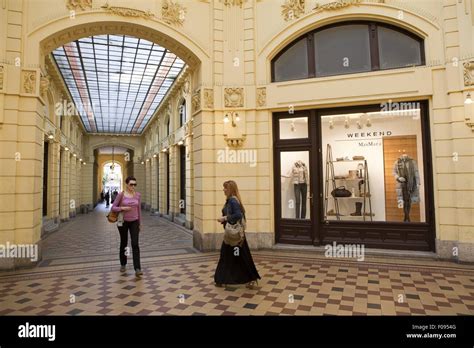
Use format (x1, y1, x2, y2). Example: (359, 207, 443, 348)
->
(16, 13, 211, 262)
(26, 12, 210, 73)
(92, 144, 136, 206)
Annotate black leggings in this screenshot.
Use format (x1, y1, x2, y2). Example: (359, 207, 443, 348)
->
(118, 220, 141, 270)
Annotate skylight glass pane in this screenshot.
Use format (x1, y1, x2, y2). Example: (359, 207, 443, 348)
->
(52, 34, 186, 134)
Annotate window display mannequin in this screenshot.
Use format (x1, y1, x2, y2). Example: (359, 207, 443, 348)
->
(291, 160, 309, 219)
(393, 153, 420, 222)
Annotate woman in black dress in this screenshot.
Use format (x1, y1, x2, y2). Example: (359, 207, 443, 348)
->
(214, 180, 261, 289)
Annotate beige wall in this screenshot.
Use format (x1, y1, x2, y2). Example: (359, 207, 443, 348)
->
(1, 0, 473, 269)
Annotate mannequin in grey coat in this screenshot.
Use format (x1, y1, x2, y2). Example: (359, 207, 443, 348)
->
(393, 154, 420, 222)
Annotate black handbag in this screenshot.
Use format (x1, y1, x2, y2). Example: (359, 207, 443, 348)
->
(331, 186, 352, 197)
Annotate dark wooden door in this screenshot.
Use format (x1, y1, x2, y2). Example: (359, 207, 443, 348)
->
(180, 146, 186, 214)
(166, 153, 170, 215)
(42, 141, 49, 217)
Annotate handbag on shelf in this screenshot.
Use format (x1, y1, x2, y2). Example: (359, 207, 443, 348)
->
(352, 156, 365, 160)
(331, 186, 352, 198)
(106, 192, 124, 223)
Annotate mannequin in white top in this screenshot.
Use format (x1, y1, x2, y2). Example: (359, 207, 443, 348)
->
(291, 160, 308, 219)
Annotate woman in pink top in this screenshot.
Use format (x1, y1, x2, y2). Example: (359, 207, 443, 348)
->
(111, 176, 143, 277)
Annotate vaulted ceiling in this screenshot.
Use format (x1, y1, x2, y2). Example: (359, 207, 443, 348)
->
(52, 34, 185, 134)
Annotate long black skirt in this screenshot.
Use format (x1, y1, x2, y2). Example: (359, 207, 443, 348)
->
(214, 238, 261, 285)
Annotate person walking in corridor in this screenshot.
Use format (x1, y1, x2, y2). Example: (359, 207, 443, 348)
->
(105, 190, 110, 207)
(111, 189, 118, 204)
(214, 180, 261, 289)
(111, 176, 143, 278)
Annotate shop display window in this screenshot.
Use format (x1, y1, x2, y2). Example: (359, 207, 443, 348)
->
(321, 106, 426, 223)
(280, 151, 310, 220)
(279, 117, 309, 139)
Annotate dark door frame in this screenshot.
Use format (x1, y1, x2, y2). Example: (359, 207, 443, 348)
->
(273, 110, 315, 245)
(156, 157, 160, 212)
(166, 152, 170, 215)
(273, 100, 436, 251)
(42, 141, 49, 217)
(180, 145, 186, 215)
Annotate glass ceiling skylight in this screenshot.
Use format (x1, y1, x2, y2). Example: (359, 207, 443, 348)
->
(52, 34, 186, 134)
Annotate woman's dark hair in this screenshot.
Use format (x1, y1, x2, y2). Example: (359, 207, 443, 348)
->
(125, 176, 137, 184)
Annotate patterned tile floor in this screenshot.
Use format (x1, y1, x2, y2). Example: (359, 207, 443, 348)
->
(1, 204, 473, 315)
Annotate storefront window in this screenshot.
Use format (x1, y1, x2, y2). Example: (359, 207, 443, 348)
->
(280, 151, 310, 220)
(279, 117, 308, 139)
(321, 104, 426, 223)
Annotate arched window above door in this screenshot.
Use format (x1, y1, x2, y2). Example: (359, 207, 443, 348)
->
(272, 21, 425, 82)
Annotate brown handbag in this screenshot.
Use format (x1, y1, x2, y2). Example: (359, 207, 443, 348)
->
(106, 192, 124, 223)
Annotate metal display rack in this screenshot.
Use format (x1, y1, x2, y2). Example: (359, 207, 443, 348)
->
(324, 144, 373, 221)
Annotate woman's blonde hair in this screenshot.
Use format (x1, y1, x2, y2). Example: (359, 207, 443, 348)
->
(223, 180, 245, 214)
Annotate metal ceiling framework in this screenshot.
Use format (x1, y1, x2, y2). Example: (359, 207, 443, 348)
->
(52, 34, 186, 134)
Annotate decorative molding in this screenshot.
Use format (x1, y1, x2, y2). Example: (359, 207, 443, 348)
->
(313, 0, 363, 12)
(168, 133, 175, 145)
(203, 88, 214, 109)
(282, 0, 305, 21)
(463, 60, 474, 86)
(256, 87, 266, 107)
(183, 120, 193, 137)
(224, 134, 246, 147)
(165, 103, 172, 118)
(22, 70, 37, 94)
(183, 78, 191, 95)
(220, 0, 247, 7)
(0, 65, 4, 91)
(192, 89, 201, 113)
(40, 75, 51, 97)
(162, 0, 187, 26)
(66, 0, 92, 11)
(101, 2, 154, 19)
(224, 88, 244, 108)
